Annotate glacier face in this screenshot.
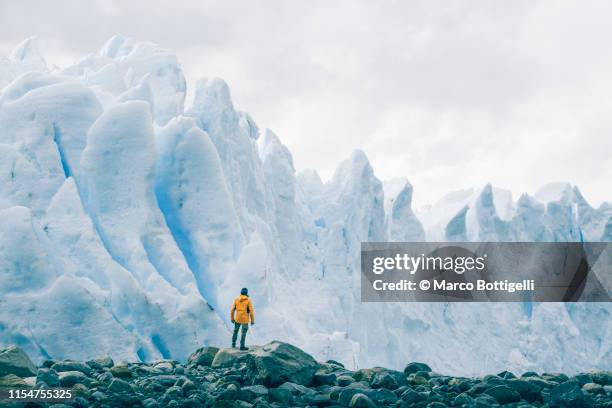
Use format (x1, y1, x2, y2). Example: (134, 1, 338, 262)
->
(0, 36, 610, 376)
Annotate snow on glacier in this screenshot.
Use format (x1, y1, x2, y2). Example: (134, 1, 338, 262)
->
(0, 37, 610, 376)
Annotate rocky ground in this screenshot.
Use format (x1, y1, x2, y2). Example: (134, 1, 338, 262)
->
(0, 342, 610, 408)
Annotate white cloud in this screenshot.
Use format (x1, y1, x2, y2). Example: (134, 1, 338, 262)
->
(1, 0, 610, 207)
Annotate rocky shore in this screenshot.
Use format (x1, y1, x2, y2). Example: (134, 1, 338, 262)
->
(0, 341, 610, 407)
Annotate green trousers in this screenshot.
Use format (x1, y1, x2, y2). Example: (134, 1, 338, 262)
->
(232, 322, 249, 347)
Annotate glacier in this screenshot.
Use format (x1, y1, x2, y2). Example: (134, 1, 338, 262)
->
(0, 36, 610, 376)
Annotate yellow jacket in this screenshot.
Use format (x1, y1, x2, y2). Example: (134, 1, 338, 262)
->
(231, 295, 254, 324)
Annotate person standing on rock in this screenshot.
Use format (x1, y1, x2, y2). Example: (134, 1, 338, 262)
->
(230, 287, 255, 350)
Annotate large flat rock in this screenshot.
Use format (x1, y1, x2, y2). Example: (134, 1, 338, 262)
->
(0, 346, 37, 377)
(212, 341, 318, 387)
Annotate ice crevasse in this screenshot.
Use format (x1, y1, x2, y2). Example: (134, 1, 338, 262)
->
(0, 35, 610, 376)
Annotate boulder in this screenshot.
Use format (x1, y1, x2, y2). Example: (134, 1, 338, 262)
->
(574, 373, 593, 386)
(58, 371, 90, 387)
(337, 375, 354, 386)
(400, 388, 426, 404)
(314, 369, 336, 386)
(188, 346, 220, 367)
(550, 380, 593, 408)
(484, 385, 521, 404)
(354, 367, 405, 389)
(0, 346, 37, 377)
(212, 341, 317, 387)
(86, 356, 114, 370)
(339, 388, 369, 406)
(304, 393, 333, 406)
(240, 384, 269, 400)
(497, 370, 516, 379)
(474, 394, 501, 407)
(505, 378, 542, 402)
(0, 373, 28, 387)
(36, 368, 60, 387)
(211, 348, 253, 368)
(107, 378, 134, 394)
(326, 359, 345, 368)
(371, 388, 398, 404)
(582, 382, 605, 395)
(51, 360, 93, 376)
(110, 365, 132, 378)
(371, 370, 399, 389)
(277, 381, 315, 396)
(349, 393, 377, 408)
(591, 372, 612, 386)
(269, 387, 293, 404)
(454, 392, 474, 406)
(404, 362, 432, 376)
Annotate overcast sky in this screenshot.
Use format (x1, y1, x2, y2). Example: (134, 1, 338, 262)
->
(1, 0, 610, 207)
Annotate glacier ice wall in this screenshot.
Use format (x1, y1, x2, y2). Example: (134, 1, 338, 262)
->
(0, 37, 610, 376)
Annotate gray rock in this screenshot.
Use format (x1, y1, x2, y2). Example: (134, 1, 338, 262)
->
(0, 374, 28, 387)
(484, 385, 521, 404)
(407, 373, 429, 386)
(91, 391, 107, 401)
(182, 378, 197, 394)
(404, 362, 432, 376)
(109, 365, 132, 378)
(371, 370, 399, 390)
(142, 398, 159, 408)
(163, 385, 184, 402)
(337, 375, 354, 387)
(339, 388, 369, 406)
(212, 341, 317, 387)
(473, 394, 500, 407)
(153, 361, 174, 373)
(240, 384, 269, 400)
(305, 393, 333, 406)
(58, 370, 90, 387)
(346, 380, 370, 389)
(349, 393, 376, 408)
(37, 368, 60, 387)
(582, 382, 605, 395)
(591, 372, 612, 386)
(277, 381, 315, 395)
(550, 380, 593, 408)
(371, 388, 398, 404)
(314, 369, 337, 386)
(269, 387, 293, 404)
(188, 346, 220, 367)
(400, 388, 426, 404)
(51, 360, 93, 376)
(0, 346, 37, 377)
(505, 378, 542, 402)
(107, 378, 134, 394)
(353, 367, 404, 386)
(454, 392, 474, 406)
(86, 356, 114, 370)
(326, 359, 345, 368)
(151, 374, 180, 386)
(543, 372, 570, 383)
(574, 373, 594, 386)
(97, 371, 113, 384)
(497, 370, 517, 379)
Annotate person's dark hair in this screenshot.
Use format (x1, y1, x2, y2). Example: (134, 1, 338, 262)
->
(240, 288, 248, 296)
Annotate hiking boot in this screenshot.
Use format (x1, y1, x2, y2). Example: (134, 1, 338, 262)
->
(231, 343, 236, 348)
(239, 346, 249, 351)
